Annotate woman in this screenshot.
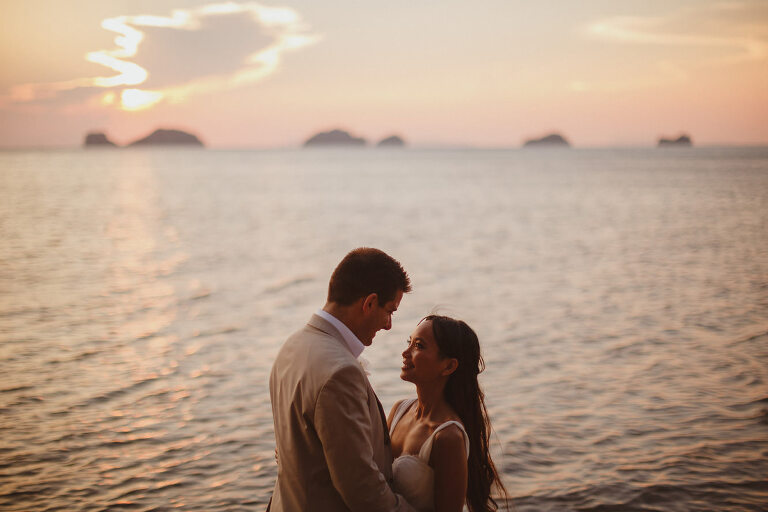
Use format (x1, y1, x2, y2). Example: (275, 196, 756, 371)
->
(387, 315, 509, 512)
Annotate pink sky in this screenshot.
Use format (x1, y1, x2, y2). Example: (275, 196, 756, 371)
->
(1, 0, 767, 148)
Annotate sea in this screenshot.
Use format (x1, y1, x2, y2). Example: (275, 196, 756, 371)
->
(1, 147, 767, 512)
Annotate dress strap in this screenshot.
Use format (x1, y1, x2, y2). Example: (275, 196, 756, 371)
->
(418, 421, 470, 463)
(389, 398, 417, 435)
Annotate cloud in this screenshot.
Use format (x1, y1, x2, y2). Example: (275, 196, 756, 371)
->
(572, 1, 768, 92)
(2, 2, 319, 111)
(583, 1, 768, 63)
(133, 12, 275, 88)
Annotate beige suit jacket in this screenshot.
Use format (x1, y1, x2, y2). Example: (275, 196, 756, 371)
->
(269, 314, 414, 512)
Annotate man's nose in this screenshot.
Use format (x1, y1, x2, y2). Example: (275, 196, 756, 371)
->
(383, 316, 392, 330)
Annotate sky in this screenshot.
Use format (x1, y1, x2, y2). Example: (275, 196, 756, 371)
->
(1, 0, 767, 148)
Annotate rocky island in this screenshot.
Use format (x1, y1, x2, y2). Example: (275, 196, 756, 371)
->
(83, 128, 204, 148)
(304, 129, 366, 147)
(523, 133, 570, 148)
(83, 132, 117, 148)
(128, 128, 204, 147)
(377, 135, 406, 147)
(658, 134, 692, 147)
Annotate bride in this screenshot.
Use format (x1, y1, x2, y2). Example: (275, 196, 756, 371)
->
(387, 315, 509, 512)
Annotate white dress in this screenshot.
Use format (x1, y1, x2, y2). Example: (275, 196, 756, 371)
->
(389, 398, 470, 512)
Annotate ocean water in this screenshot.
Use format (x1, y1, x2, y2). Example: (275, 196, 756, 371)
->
(1, 147, 767, 511)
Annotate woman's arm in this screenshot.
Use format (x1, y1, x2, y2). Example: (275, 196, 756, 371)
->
(430, 425, 468, 512)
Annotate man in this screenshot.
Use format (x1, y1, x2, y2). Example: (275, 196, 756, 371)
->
(269, 248, 415, 511)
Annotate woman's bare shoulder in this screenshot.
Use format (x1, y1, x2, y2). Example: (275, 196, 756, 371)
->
(388, 399, 405, 419)
(387, 398, 413, 426)
(432, 421, 468, 457)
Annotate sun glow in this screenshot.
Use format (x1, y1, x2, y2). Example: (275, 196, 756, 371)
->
(121, 89, 163, 110)
(101, 91, 117, 106)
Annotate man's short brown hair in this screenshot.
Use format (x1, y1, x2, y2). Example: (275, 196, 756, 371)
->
(328, 248, 411, 306)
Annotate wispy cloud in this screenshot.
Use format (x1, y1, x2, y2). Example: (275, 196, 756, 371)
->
(584, 2, 768, 60)
(574, 1, 768, 92)
(3, 2, 318, 110)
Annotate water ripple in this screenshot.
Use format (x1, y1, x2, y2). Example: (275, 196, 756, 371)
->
(2, 149, 767, 511)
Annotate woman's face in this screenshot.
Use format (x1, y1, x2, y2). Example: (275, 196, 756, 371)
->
(401, 320, 452, 384)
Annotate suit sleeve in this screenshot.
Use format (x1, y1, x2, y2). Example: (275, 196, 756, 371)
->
(315, 364, 415, 512)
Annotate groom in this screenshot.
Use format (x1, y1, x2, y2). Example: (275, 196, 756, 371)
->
(268, 248, 415, 511)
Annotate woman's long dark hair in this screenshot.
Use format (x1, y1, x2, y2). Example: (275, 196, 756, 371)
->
(424, 315, 509, 512)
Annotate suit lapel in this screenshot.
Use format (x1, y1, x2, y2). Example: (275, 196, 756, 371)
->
(308, 314, 390, 444)
(374, 393, 391, 445)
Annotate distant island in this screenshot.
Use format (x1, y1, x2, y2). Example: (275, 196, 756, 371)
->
(84, 132, 117, 148)
(304, 129, 366, 147)
(377, 135, 406, 147)
(523, 133, 570, 148)
(83, 128, 204, 148)
(128, 129, 204, 147)
(658, 134, 692, 147)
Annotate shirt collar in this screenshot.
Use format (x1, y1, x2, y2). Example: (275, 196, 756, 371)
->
(316, 309, 365, 358)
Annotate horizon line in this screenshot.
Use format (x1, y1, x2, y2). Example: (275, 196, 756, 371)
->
(2, 142, 768, 151)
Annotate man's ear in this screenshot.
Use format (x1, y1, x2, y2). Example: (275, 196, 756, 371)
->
(362, 293, 378, 313)
(442, 358, 458, 377)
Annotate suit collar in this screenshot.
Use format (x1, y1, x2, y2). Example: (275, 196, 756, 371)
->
(307, 313, 361, 357)
(315, 310, 365, 358)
